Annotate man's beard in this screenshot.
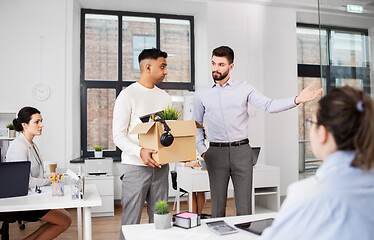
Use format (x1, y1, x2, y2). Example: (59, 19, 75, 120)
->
(212, 70, 229, 81)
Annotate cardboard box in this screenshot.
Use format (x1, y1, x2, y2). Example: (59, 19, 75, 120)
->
(130, 120, 203, 164)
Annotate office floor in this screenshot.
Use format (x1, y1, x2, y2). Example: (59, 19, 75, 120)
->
(9, 199, 236, 240)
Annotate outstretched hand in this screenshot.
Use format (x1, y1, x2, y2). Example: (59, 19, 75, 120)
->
(295, 82, 323, 104)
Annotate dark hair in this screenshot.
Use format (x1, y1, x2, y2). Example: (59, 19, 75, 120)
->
(212, 46, 234, 64)
(13, 107, 41, 132)
(316, 86, 374, 170)
(138, 48, 167, 63)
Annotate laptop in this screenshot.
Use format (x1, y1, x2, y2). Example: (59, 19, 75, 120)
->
(252, 147, 261, 166)
(0, 161, 31, 198)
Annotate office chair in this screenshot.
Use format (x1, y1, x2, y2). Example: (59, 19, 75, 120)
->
(170, 170, 188, 210)
(0, 212, 21, 240)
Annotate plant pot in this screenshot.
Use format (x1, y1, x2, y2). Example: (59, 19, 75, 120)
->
(94, 151, 103, 158)
(9, 130, 16, 138)
(154, 213, 171, 229)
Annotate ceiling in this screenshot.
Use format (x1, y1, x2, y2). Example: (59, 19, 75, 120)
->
(78, 0, 374, 16)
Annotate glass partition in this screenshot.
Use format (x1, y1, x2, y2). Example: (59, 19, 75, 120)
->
(297, 0, 372, 174)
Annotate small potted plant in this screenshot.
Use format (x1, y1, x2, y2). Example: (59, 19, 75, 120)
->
(6, 123, 16, 138)
(154, 200, 171, 229)
(94, 145, 103, 158)
(158, 106, 180, 120)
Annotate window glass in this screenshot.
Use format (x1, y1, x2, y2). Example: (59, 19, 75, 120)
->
(85, 14, 118, 81)
(122, 16, 156, 81)
(298, 77, 325, 172)
(297, 27, 327, 65)
(132, 35, 156, 72)
(330, 31, 368, 67)
(334, 78, 363, 90)
(160, 19, 191, 83)
(82, 10, 194, 156)
(87, 88, 116, 151)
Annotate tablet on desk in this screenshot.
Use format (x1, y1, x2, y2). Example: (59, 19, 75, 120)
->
(234, 218, 274, 235)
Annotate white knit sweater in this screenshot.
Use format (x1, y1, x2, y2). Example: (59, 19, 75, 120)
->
(112, 82, 172, 165)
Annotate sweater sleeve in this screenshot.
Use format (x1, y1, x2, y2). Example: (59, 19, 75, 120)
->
(112, 90, 142, 158)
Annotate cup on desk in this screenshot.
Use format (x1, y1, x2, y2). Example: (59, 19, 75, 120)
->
(52, 181, 64, 197)
(49, 163, 57, 173)
(70, 178, 83, 200)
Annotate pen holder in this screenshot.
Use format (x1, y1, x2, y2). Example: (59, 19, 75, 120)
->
(52, 181, 64, 197)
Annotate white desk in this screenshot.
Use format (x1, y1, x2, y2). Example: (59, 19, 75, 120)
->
(0, 184, 102, 240)
(176, 164, 280, 214)
(122, 212, 277, 240)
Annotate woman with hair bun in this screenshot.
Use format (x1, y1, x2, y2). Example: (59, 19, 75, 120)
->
(7, 107, 49, 187)
(6, 106, 71, 239)
(261, 86, 374, 240)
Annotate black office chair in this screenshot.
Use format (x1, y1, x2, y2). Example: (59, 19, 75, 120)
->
(170, 170, 188, 210)
(0, 212, 22, 240)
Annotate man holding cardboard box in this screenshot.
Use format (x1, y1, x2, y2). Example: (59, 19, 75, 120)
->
(194, 46, 322, 218)
(112, 48, 172, 240)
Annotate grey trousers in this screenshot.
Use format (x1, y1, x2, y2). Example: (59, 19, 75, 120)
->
(205, 144, 253, 218)
(119, 164, 169, 240)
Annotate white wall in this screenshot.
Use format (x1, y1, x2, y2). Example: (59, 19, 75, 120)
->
(0, 0, 70, 168)
(262, 8, 299, 195)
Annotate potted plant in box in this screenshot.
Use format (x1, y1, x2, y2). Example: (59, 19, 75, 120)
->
(6, 123, 16, 138)
(94, 145, 103, 158)
(158, 106, 180, 120)
(154, 200, 171, 229)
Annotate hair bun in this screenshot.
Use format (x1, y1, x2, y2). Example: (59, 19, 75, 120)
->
(13, 118, 23, 132)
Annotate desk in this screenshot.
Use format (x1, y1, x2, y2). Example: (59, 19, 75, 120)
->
(122, 212, 277, 240)
(176, 164, 280, 214)
(0, 184, 102, 240)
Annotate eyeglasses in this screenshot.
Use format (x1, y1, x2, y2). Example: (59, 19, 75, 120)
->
(305, 118, 318, 130)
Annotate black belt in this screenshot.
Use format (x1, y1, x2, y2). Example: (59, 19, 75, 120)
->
(210, 139, 249, 147)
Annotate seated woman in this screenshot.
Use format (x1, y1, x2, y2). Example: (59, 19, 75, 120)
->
(261, 86, 374, 240)
(6, 106, 71, 240)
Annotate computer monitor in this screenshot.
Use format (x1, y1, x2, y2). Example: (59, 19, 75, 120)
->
(0, 161, 30, 198)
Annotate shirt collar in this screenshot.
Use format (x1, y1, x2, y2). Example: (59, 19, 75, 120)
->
(315, 150, 355, 179)
(211, 77, 234, 88)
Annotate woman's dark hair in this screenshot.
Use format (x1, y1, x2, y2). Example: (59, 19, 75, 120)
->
(212, 46, 234, 64)
(13, 107, 41, 132)
(316, 86, 374, 170)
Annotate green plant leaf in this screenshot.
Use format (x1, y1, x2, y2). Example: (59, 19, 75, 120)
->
(94, 145, 102, 151)
(159, 106, 180, 120)
(155, 200, 169, 215)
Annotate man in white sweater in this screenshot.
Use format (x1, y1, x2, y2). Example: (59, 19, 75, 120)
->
(112, 48, 172, 240)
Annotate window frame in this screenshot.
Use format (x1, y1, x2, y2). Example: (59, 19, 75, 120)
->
(297, 23, 370, 94)
(80, 8, 195, 157)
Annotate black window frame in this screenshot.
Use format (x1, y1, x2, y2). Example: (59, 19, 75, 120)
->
(81, 8, 195, 157)
(297, 23, 371, 94)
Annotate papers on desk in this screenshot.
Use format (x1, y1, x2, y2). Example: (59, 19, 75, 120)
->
(136, 229, 210, 240)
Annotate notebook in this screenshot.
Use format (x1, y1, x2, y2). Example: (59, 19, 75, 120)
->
(0, 161, 31, 198)
(252, 147, 261, 166)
